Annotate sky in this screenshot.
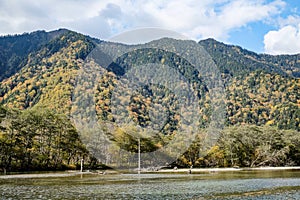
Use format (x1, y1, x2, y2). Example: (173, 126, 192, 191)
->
(0, 0, 299, 55)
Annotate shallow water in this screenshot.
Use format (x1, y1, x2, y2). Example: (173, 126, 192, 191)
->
(1, 170, 300, 199)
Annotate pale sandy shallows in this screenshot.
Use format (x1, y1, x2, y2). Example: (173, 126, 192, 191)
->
(157, 166, 300, 173)
(1, 167, 300, 178)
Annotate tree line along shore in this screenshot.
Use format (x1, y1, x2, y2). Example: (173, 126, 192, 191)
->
(0, 105, 299, 173)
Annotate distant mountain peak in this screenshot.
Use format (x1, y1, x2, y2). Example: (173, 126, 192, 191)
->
(199, 38, 300, 78)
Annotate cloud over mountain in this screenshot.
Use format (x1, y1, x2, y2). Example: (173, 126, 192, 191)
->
(1, 0, 299, 54)
(264, 16, 300, 54)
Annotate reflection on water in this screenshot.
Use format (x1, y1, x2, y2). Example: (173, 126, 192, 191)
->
(1, 170, 300, 199)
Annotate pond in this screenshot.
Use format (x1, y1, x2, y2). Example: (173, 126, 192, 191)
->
(1, 170, 300, 199)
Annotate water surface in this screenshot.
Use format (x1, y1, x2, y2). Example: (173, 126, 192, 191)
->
(1, 170, 300, 199)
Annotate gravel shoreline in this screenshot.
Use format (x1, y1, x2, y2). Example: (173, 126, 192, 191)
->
(0, 171, 87, 179)
(157, 166, 300, 173)
(1, 167, 300, 178)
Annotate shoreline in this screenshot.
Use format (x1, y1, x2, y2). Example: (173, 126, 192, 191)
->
(0, 171, 87, 179)
(1, 166, 300, 179)
(156, 166, 300, 173)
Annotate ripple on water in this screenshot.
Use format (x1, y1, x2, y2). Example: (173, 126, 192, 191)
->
(0, 172, 300, 199)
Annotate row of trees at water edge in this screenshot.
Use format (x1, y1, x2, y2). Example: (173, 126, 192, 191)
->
(0, 106, 99, 173)
(1, 104, 299, 172)
(178, 125, 300, 168)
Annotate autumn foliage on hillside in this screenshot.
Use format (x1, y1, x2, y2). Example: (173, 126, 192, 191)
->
(0, 30, 299, 171)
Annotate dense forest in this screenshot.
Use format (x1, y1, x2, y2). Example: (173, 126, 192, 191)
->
(0, 106, 99, 172)
(179, 125, 300, 168)
(0, 29, 299, 172)
(199, 38, 300, 78)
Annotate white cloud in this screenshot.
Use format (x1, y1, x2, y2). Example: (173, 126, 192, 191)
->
(182, 0, 285, 40)
(278, 15, 300, 27)
(104, 0, 285, 41)
(0, 0, 286, 42)
(0, 0, 112, 37)
(264, 23, 300, 55)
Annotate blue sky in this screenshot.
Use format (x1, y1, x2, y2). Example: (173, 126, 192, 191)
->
(227, 0, 299, 53)
(0, 0, 299, 54)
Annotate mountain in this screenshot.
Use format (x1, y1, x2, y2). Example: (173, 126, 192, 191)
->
(198, 39, 299, 130)
(0, 29, 71, 82)
(199, 38, 300, 78)
(0, 30, 298, 130)
(0, 29, 299, 170)
(0, 29, 97, 113)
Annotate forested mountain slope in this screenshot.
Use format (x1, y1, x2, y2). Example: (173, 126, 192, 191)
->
(0, 29, 299, 170)
(0, 29, 71, 81)
(0, 30, 299, 130)
(0, 30, 96, 113)
(199, 38, 300, 78)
